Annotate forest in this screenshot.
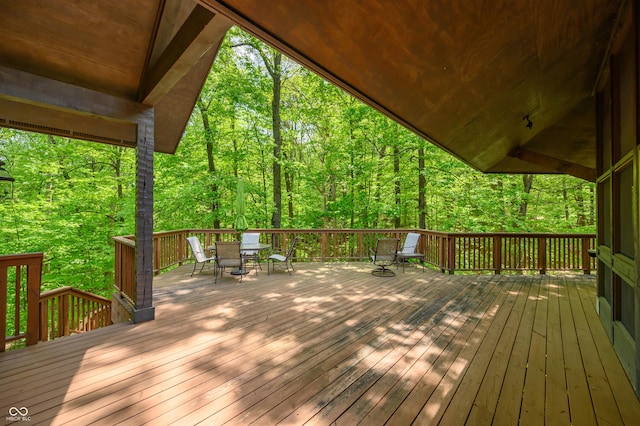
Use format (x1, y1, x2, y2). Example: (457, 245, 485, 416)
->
(0, 28, 595, 298)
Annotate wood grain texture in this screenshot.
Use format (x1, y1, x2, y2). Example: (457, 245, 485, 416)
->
(1, 263, 637, 424)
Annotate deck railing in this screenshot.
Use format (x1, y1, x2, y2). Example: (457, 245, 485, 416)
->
(1, 252, 112, 351)
(0, 252, 42, 351)
(113, 229, 596, 305)
(2, 230, 595, 350)
(38, 287, 112, 342)
(427, 232, 596, 274)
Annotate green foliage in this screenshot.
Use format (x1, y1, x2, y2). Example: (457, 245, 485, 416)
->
(0, 28, 595, 298)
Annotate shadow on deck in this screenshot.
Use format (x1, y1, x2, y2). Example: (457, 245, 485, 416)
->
(1, 262, 638, 425)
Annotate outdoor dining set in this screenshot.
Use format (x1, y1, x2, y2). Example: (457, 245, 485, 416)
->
(186, 233, 298, 282)
(187, 232, 424, 282)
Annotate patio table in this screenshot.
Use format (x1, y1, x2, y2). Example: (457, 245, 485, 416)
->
(207, 242, 272, 275)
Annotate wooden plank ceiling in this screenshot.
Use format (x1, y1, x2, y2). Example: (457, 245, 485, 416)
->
(0, 0, 231, 154)
(198, 0, 623, 180)
(0, 0, 624, 180)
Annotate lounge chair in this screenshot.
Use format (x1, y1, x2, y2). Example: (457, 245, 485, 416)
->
(241, 232, 262, 272)
(186, 236, 215, 276)
(397, 232, 425, 272)
(267, 236, 299, 275)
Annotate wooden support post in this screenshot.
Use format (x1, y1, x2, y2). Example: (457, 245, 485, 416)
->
(154, 233, 161, 275)
(493, 235, 502, 274)
(538, 237, 547, 275)
(439, 237, 447, 273)
(447, 236, 456, 274)
(133, 110, 155, 323)
(25, 255, 42, 346)
(61, 294, 69, 337)
(0, 265, 6, 349)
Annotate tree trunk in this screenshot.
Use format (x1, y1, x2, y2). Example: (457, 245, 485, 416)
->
(373, 146, 386, 228)
(111, 146, 124, 224)
(284, 152, 294, 221)
(394, 145, 401, 228)
(519, 174, 534, 217)
(491, 176, 506, 231)
(588, 185, 595, 225)
(418, 146, 426, 229)
(575, 184, 587, 226)
(271, 52, 283, 229)
(349, 124, 356, 228)
(231, 120, 238, 178)
(562, 178, 570, 222)
(196, 96, 220, 229)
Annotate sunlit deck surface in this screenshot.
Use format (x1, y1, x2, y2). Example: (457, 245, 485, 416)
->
(2, 262, 639, 425)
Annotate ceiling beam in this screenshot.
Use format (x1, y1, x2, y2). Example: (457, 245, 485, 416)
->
(138, 6, 231, 105)
(0, 97, 137, 146)
(0, 66, 151, 146)
(0, 66, 149, 121)
(509, 148, 597, 182)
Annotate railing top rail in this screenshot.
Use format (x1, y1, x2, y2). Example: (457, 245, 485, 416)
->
(441, 232, 595, 237)
(40, 286, 111, 304)
(0, 252, 44, 266)
(112, 236, 135, 246)
(116, 229, 595, 238)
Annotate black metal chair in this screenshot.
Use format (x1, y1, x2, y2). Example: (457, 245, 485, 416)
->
(370, 238, 399, 277)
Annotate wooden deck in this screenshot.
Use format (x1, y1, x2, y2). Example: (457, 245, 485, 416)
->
(1, 263, 639, 425)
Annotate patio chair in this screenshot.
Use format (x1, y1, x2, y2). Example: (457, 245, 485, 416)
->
(186, 236, 215, 276)
(214, 241, 243, 283)
(370, 238, 399, 277)
(267, 236, 299, 275)
(241, 232, 262, 272)
(397, 232, 425, 272)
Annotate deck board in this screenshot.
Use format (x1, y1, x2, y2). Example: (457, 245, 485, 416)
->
(492, 276, 539, 425)
(520, 276, 548, 425)
(545, 276, 571, 425)
(1, 262, 638, 425)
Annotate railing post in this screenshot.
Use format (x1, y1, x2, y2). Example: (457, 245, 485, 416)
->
(39, 301, 48, 342)
(0, 266, 6, 350)
(61, 294, 70, 337)
(24, 254, 43, 347)
(153, 234, 160, 276)
(438, 236, 447, 273)
(493, 235, 502, 274)
(538, 236, 547, 274)
(581, 236, 591, 274)
(447, 236, 456, 274)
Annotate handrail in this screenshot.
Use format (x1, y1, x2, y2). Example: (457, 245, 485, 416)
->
(113, 229, 596, 306)
(113, 235, 136, 306)
(423, 232, 597, 274)
(39, 286, 112, 341)
(0, 230, 600, 350)
(0, 252, 43, 351)
(1, 253, 114, 351)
